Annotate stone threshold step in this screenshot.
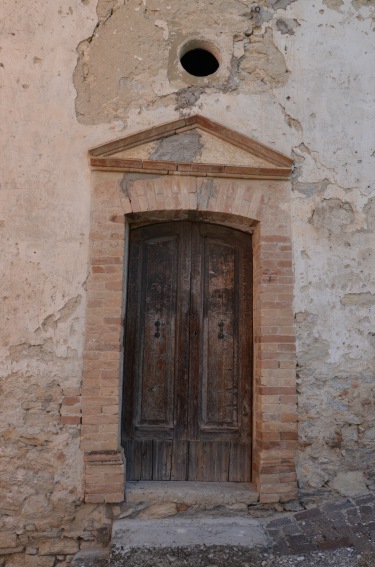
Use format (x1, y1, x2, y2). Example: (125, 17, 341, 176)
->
(126, 481, 259, 508)
(110, 516, 268, 566)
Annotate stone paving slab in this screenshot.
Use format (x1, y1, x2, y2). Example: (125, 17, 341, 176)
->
(265, 491, 375, 556)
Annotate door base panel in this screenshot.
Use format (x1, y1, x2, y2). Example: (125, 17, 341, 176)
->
(124, 439, 251, 482)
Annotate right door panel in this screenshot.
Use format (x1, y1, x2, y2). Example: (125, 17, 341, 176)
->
(188, 223, 253, 481)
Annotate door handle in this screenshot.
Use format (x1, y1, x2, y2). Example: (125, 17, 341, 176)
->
(218, 320, 224, 339)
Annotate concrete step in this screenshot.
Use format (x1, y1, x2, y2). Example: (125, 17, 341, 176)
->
(109, 516, 268, 566)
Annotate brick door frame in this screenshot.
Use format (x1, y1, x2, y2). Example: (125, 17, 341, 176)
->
(79, 170, 298, 504)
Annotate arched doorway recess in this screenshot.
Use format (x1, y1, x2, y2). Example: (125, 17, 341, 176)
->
(80, 116, 298, 504)
(123, 220, 253, 482)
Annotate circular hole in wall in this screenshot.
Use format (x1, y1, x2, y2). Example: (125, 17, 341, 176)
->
(180, 46, 220, 77)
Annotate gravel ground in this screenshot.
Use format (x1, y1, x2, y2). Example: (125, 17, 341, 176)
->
(259, 548, 375, 567)
(109, 546, 375, 567)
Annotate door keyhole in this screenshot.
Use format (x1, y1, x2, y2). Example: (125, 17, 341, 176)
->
(154, 320, 161, 338)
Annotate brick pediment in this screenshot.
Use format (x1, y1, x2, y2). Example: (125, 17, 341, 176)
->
(89, 115, 293, 180)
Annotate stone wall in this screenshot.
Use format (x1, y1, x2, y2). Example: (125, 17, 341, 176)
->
(1, 0, 375, 563)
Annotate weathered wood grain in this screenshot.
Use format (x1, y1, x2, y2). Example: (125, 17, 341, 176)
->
(123, 221, 252, 481)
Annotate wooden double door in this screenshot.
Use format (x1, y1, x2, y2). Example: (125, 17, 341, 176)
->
(122, 221, 253, 481)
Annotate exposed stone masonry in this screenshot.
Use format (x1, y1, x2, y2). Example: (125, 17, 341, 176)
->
(1, 0, 375, 564)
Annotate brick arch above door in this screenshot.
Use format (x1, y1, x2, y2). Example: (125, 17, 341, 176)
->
(81, 118, 297, 505)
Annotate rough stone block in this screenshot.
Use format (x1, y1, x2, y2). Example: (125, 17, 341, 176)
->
(2, 555, 55, 566)
(39, 538, 79, 555)
(0, 533, 17, 548)
(0, 546, 24, 556)
(330, 472, 369, 498)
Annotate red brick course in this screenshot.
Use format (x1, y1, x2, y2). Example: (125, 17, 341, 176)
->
(81, 170, 297, 503)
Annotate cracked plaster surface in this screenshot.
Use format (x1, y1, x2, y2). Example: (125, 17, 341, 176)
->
(1, 0, 375, 556)
(73, 0, 290, 125)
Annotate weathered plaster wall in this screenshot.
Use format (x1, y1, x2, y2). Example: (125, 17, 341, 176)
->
(0, 1, 118, 564)
(1, 0, 375, 562)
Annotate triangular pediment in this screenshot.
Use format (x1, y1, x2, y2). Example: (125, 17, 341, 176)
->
(89, 116, 293, 180)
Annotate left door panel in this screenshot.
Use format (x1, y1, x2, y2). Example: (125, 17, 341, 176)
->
(122, 223, 191, 480)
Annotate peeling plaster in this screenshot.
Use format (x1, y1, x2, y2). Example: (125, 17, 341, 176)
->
(279, 103, 303, 132)
(294, 179, 330, 198)
(309, 198, 355, 233)
(120, 173, 161, 201)
(2, 0, 375, 556)
(267, 0, 298, 10)
(240, 28, 289, 90)
(175, 87, 204, 110)
(352, 0, 375, 10)
(149, 130, 203, 162)
(40, 295, 82, 332)
(73, 1, 289, 124)
(323, 0, 345, 11)
(276, 17, 300, 34)
(363, 197, 375, 231)
(341, 292, 375, 307)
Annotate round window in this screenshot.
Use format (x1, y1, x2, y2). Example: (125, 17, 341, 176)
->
(180, 47, 220, 77)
